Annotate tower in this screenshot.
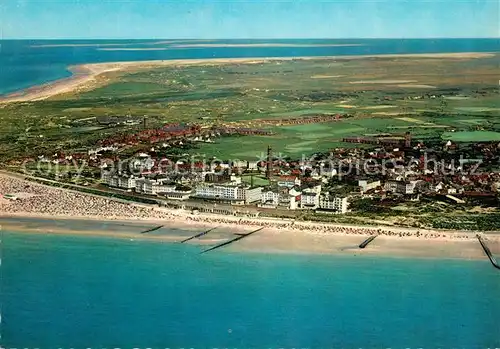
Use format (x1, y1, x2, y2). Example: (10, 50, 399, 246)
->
(405, 131, 412, 148)
(266, 145, 273, 179)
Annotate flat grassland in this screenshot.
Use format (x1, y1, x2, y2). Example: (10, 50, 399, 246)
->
(0, 53, 499, 161)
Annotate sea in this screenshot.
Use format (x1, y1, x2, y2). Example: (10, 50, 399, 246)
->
(1, 217, 500, 348)
(0, 38, 499, 95)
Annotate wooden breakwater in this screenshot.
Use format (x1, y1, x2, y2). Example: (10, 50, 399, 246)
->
(477, 235, 500, 270)
(140, 225, 164, 234)
(200, 227, 264, 254)
(359, 235, 378, 249)
(180, 227, 218, 243)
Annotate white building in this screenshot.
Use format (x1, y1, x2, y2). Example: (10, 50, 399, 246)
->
(194, 184, 262, 204)
(135, 178, 175, 195)
(384, 180, 404, 194)
(261, 190, 280, 207)
(300, 185, 322, 209)
(491, 182, 500, 193)
(358, 179, 381, 193)
(102, 173, 137, 191)
(384, 180, 425, 195)
(247, 161, 259, 171)
(278, 187, 301, 210)
(230, 175, 242, 185)
(117, 176, 137, 190)
(195, 184, 238, 200)
(102, 174, 119, 187)
(88, 146, 118, 156)
(232, 160, 247, 169)
(433, 182, 445, 192)
(319, 196, 349, 214)
(241, 186, 263, 204)
(162, 188, 193, 201)
(301, 192, 320, 209)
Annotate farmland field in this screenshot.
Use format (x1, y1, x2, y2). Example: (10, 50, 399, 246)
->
(441, 131, 500, 142)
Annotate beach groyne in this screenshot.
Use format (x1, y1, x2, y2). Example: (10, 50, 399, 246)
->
(200, 227, 264, 254)
(359, 235, 378, 249)
(140, 225, 164, 234)
(477, 235, 500, 270)
(180, 227, 218, 243)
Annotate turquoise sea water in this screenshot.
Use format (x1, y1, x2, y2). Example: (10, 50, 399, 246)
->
(2, 229, 499, 348)
(0, 38, 499, 95)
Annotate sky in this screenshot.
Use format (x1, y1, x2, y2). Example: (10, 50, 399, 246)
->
(1, 0, 499, 39)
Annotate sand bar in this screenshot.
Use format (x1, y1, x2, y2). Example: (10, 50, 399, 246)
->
(169, 43, 365, 48)
(30, 43, 143, 48)
(30, 40, 201, 48)
(350, 79, 418, 84)
(0, 52, 495, 104)
(96, 45, 364, 51)
(395, 84, 437, 89)
(310, 74, 344, 79)
(97, 48, 174, 51)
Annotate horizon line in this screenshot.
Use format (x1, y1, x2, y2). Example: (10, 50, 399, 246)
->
(1, 37, 499, 41)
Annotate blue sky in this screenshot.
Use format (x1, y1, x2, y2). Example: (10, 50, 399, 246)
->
(1, 0, 498, 39)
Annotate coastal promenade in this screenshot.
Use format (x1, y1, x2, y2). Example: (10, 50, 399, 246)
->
(1, 172, 499, 259)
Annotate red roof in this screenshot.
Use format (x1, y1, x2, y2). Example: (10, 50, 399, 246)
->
(279, 176, 298, 181)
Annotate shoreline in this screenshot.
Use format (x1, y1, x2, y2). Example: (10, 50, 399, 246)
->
(0, 51, 496, 104)
(1, 169, 499, 260)
(2, 213, 498, 260)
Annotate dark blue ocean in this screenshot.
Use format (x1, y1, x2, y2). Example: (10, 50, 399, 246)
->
(0, 38, 498, 95)
(2, 229, 500, 348)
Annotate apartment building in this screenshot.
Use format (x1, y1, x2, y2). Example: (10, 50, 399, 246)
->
(102, 173, 137, 191)
(301, 192, 320, 209)
(194, 184, 262, 204)
(319, 196, 349, 214)
(384, 180, 425, 195)
(261, 190, 280, 207)
(241, 186, 263, 204)
(277, 187, 301, 210)
(300, 185, 322, 209)
(135, 178, 175, 195)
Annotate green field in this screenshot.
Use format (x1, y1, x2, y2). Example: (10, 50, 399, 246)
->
(0, 53, 499, 162)
(442, 131, 500, 142)
(195, 114, 499, 159)
(241, 174, 270, 187)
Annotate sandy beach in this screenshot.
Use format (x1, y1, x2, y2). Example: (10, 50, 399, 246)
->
(1, 172, 499, 260)
(0, 52, 495, 104)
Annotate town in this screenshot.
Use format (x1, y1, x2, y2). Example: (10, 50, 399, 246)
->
(9, 120, 499, 230)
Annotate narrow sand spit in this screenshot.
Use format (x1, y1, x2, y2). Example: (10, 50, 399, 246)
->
(395, 84, 437, 89)
(0, 52, 495, 104)
(169, 43, 365, 48)
(350, 79, 418, 84)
